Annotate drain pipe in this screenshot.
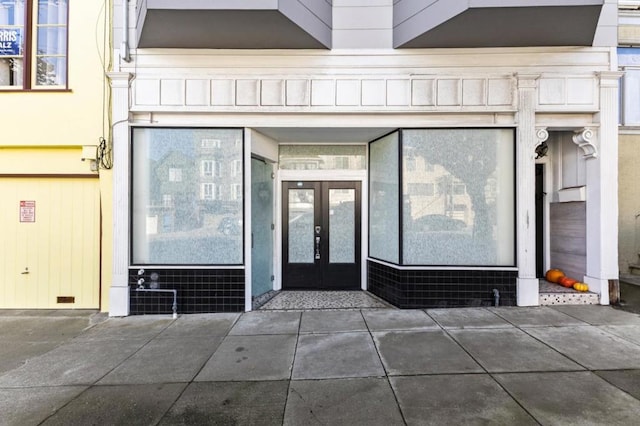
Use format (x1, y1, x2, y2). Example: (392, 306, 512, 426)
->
(121, 0, 131, 62)
(492, 288, 500, 307)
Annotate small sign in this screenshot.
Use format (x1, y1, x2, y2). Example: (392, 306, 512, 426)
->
(20, 200, 35, 223)
(0, 28, 22, 56)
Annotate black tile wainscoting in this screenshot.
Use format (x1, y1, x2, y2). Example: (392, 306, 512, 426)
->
(129, 268, 245, 315)
(368, 261, 517, 308)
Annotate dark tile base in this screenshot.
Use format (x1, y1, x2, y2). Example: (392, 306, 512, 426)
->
(368, 261, 517, 308)
(129, 268, 245, 315)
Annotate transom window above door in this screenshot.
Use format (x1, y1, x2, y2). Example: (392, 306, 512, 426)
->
(279, 145, 366, 170)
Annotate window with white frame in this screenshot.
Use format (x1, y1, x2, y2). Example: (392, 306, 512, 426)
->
(0, 0, 68, 89)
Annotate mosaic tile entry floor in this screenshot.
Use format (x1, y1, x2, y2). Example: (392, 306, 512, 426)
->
(258, 291, 391, 310)
(257, 283, 600, 310)
(539, 279, 599, 306)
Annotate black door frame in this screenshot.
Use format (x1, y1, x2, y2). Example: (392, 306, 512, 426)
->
(282, 180, 362, 290)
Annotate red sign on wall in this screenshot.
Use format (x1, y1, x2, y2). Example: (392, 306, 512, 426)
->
(20, 200, 35, 223)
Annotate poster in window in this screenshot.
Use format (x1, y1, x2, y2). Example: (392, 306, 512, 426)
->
(0, 28, 22, 56)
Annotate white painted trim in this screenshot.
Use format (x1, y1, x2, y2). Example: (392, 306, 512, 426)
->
(109, 285, 130, 317)
(517, 278, 541, 306)
(244, 128, 253, 312)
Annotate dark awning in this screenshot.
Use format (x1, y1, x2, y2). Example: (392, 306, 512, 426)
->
(394, 1, 605, 48)
(136, 0, 331, 49)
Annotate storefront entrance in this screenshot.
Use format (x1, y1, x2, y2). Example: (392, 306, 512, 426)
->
(282, 181, 361, 290)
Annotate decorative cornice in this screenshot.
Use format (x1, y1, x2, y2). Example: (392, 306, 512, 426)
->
(598, 71, 624, 88)
(534, 127, 549, 159)
(572, 128, 597, 159)
(535, 127, 549, 147)
(516, 73, 541, 89)
(107, 72, 133, 89)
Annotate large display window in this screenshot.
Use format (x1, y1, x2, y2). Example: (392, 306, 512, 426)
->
(369, 128, 515, 267)
(131, 128, 244, 265)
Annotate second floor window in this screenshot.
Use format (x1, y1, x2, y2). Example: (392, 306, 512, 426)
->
(0, 0, 68, 90)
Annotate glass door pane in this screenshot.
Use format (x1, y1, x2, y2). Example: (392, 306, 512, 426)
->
(288, 189, 314, 263)
(251, 159, 273, 298)
(329, 189, 355, 263)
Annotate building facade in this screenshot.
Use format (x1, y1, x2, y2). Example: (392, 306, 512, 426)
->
(108, 0, 620, 316)
(0, 0, 110, 310)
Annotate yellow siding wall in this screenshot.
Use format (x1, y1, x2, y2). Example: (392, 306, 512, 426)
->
(0, 177, 100, 309)
(0, 1, 111, 310)
(2, 1, 108, 146)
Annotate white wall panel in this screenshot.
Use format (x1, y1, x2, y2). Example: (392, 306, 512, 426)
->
(134, 79, 160, 105)
(286, 80, 310, 106)
(311, 80, 336, 106)
(160, 79, 185, 106)
(211, 80, 235, 106)
(185, 79, 209, 106)
(436, 79, 461, 106)
(387, 79, 410, 106)
(538, 76, 599, 110)
(362, 79, 386, 106)
(462, 79, 486, 106)
(261, 80, 285, 106)
(411, 79, 436, 106)
(236, 80, 260, 106)
(336, 80, 361, 105)
(131, 74, 522, 112)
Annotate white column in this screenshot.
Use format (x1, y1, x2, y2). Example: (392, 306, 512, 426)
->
(516, 74, 541, 306)
(583, 72, 623, 305)
(107, 72, 132, 316)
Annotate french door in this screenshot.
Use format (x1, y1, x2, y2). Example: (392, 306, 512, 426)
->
(282, 181, 361, 290)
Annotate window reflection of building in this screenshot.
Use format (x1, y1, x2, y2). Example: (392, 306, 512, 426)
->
(132, 128, 244, 265)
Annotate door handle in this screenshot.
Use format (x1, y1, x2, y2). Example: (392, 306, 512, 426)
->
(315, 225, 321, 260)
(21, 267, 29, 275)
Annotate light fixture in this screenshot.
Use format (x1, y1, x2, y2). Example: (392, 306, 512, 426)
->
(535, 141, 548, 159)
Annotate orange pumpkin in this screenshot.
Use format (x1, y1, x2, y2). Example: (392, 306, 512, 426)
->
(558, 276, 578, 288)
(545, 269, 565, 283)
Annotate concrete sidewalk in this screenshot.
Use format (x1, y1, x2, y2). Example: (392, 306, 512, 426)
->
(1, 306, 640, 425)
